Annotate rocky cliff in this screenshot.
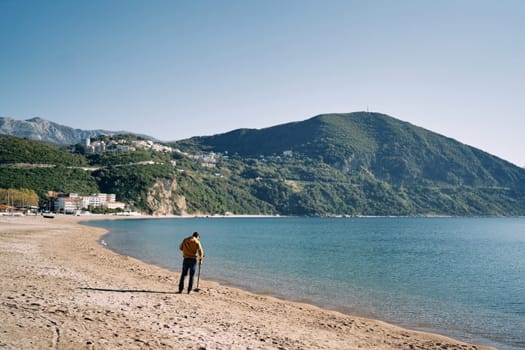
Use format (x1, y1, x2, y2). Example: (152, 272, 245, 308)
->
(146, 176, 188, 215)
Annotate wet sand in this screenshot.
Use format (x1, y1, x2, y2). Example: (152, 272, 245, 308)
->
(0, 215, 495, 349)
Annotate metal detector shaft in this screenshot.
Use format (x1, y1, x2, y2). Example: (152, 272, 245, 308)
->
(194, 263, 201, 292)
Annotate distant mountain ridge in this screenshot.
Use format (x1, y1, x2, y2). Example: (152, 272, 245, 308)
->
(0, 116, 155, 145)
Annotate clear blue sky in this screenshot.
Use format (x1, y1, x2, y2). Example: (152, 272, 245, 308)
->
(1, 0, 524, 166)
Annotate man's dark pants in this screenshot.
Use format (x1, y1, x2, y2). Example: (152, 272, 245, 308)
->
(178, 258, 197, 292)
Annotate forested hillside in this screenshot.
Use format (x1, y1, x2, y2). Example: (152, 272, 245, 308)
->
(0, 136, 176, 212)
(0, 136, 87, 165)
(176, 113, 525, 188)
(2, 111, 525, 216)
(172, 112, 525, 216)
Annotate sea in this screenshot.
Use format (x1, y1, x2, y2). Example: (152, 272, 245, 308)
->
(84, 217, 525, 350)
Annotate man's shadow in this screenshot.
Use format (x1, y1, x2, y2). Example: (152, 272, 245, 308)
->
(80, 287, 178, 294)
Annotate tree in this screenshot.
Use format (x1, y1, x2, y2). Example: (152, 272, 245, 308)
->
(0, 188, 39, 207)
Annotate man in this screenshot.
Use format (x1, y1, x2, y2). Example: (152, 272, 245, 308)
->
(178, 231, 204, 294)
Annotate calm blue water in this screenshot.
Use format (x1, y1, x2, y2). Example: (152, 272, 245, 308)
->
(85, 217, 525, 350)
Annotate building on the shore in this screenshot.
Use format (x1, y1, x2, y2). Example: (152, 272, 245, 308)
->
(0, 204, 13, 213)
(55, 197, 82, 214)
(105, 201, 126, 210)
(81, 193, 122, 209)
(53, 192, 124, 213)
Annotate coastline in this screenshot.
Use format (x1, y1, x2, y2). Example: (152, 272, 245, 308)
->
(0, 215, 496, 350)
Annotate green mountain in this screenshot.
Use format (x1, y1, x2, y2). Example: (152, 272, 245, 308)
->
(0, 136, 99, 199)
(171, 112, 525, 216)
(176, 112, 525, 189)
(2, 112, 525, 216)
(0, 135, 87, 166)
(0, 136, 177, 212)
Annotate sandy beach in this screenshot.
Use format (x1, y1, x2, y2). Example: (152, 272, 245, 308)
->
(0, 215, 495, 350)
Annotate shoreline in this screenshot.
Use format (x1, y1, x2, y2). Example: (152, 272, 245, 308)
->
(0, 215, 496, 349)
